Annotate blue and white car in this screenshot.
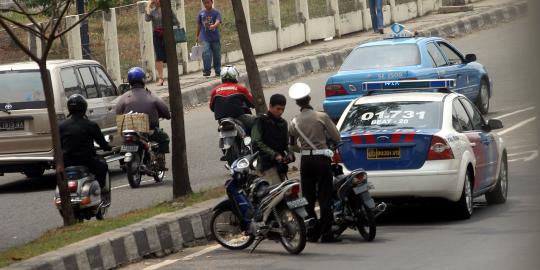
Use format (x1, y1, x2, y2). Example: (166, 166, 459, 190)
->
(324, 24, 492, 120)
(335, 80, 507, 219)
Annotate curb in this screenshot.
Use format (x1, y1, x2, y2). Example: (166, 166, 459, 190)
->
(162, 1, 527, 109)
(2, 2, 528, 270)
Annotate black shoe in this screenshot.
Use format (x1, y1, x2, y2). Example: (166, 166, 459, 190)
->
(215, 73, 221, 77)
(320, 237, 342, 243)
(203, 72, 211, 77)
(220, 155, 227, 161)
(307, 236, 319, 243)
(378, 29, 384, 34)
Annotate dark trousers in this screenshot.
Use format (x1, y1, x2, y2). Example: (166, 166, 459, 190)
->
(300, 155, 334, 240)
(66, 157, 108, 192)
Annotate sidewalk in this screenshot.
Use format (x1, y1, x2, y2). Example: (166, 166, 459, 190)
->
(147, 0, 524, 108)
(2, 0, 527, 269)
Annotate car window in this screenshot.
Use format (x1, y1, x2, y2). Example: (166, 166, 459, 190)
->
(437, 42, 463, 65)
(0, 70, 46, 109)
(78, 67, 99, 99)
(93, 66, 116, 97)
(340, 44, 421, 71)
(459, 98, 484, 130)
(340, 101, 442, 132)
(426, 43, 447, 67)
(452, 99, 473, 132)
(60, 68, 83, 97)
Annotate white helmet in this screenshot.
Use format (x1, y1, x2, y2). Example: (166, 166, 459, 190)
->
(288, 82, 311, 100)
(220, 65, 240, 82)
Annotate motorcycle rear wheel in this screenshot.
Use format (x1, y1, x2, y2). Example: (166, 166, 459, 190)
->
(211, 208, 254, 250)
(356, 204, 376, 241)
(126, 154, 142, 188)
(278, 208, 306, 255)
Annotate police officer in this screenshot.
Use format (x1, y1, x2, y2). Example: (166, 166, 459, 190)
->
(288, 83, 341, 243)
(60, 94, 112, 202)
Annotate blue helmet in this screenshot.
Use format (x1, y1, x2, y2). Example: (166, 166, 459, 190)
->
(127, 67, 145, 85)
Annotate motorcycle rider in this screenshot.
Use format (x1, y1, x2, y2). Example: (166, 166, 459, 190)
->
(115, 67, 171, 169)
(59, 94, 112, 201)
(288, 83, 341, 243)
(209, 65, 256, 132)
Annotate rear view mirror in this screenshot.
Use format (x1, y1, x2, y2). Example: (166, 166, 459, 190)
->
(487, 119, 503, 130)
(118, 83, 130, 94)
(465, 54, 477, 63)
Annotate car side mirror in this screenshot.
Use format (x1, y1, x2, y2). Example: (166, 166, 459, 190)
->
(465, 54, 477, 63)
(487, 119, 503, 130)
(118, 83, 130, 94)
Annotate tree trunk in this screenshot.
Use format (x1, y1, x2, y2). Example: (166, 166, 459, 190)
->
(38, 61, 76, 226)
(230, 0, 267, 114)
(160, 0, 192, 197)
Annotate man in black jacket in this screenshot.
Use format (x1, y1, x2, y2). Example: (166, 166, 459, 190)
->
(251, 94, 293, 184)
(60, 94, 112, 198)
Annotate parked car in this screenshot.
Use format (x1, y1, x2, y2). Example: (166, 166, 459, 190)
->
(0, 60, 123, 178)
(334, 79, 507, 219)
(324, 24, 492, 121)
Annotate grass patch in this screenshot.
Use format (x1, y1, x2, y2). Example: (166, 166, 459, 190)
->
(0, 186, 225, 268)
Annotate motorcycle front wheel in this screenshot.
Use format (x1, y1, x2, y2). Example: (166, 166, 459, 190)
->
(278, 208, 306, 255)
(356, 204, 376, 241)
(211, 208, 254, 250)
(126, 153, 142, 188)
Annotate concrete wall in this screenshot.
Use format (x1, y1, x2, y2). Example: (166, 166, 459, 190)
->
(309, 16, 335, 40)
(340, 10, 364, 35)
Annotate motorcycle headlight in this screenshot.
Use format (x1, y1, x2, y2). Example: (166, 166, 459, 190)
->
(236, 158, 250, 170)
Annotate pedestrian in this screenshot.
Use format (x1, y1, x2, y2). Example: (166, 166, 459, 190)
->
(196, 0, 222, 77)
(251, 94, 294, 185)
(145, 0, 180, 86)
(369, 0, 384, 34)
(288, 83, 342, 243)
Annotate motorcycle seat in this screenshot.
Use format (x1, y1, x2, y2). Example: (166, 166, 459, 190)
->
(65, 166, 91, 179)
(333, 175, 348, 189)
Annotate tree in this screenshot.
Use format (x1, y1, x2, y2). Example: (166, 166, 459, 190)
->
(160, 0, 192, 197)
(0, 0, 112, 226)
(230, 0, 267, 114)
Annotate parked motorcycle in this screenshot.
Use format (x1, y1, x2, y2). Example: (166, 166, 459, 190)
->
(218, 118, 252, 166)
(54, 165, 111, 221)
(330, 163, 386, 241)
(121, 129, 165, 188)
(210, 153, 312, 254)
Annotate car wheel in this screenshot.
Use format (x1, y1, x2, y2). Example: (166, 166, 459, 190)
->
(476, 80, 489, 114)
(486, 154, 508, 204)
(23, 167, 45, 178)
(454, 171, 473, 220)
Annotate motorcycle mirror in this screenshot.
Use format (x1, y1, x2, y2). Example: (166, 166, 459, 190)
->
(243, 136, 252, 146)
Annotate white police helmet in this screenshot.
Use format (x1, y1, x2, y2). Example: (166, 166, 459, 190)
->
(220, 65, 240, 81)
(288, 82, 311, 100)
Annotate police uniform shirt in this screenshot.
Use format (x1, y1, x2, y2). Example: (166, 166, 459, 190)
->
(289, 108, 341, 151)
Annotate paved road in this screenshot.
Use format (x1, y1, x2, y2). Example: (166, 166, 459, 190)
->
(1, 17, 538, 257)
(121, 18, 540, 270)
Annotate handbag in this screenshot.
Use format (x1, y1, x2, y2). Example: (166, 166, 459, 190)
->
(190, 43, 203, 61)
(173, 26, 187, 43)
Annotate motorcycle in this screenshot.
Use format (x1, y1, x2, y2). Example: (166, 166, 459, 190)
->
(210, 153, 313, 254)
(330, 163, 387, 241)
(120, 129, 165, 188)
(218, 117, 252, 166)
(54, 165, 111, 221)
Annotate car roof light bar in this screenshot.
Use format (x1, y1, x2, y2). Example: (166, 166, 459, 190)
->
(362, 79, 456, 95)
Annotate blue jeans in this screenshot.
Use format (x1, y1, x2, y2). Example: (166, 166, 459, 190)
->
(369, 0, 384, 31)
(202, 41, 221, 75)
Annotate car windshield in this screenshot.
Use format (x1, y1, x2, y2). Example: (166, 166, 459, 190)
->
(340, 101, 442, 132)
(0, 70, 45, 106)
(340, 44, 421, 71)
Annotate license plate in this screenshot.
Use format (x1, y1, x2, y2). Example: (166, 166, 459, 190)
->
(0, 120, 24, 131)
(219, 130, 237, 138)
(367, 148, 400, 159)
(287, 197, 309, 209)
(121, 145, 138, 152)
(353, 184, 368, 195)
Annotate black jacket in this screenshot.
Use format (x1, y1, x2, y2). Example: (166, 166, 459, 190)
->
(59, 115, 111, 163)
(251, 112, 288, 171)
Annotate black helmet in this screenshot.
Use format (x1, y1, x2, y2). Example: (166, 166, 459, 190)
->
(67, 94, 88, 115)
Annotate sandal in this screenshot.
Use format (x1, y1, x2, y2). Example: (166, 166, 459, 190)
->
(157, 78, 165, 86)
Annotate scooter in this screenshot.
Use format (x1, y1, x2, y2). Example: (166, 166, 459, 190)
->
(54, 165, 111, 221)
(218, 118, 252, 166)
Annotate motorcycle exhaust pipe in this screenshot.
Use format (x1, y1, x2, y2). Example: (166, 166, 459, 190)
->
(374, 202, 387, 218)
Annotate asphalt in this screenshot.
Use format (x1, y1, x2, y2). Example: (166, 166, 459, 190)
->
(120, 18, 540, 270)
(0, 0, 532, 253)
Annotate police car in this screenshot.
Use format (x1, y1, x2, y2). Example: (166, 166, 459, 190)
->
(324, 23, 492, 121)
(334, 79, 507, 219)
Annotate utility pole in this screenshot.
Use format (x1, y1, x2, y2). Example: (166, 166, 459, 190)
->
(230, 0, 267, 113)
(160, 0, 192, 197)
(76, 0, 91, 59)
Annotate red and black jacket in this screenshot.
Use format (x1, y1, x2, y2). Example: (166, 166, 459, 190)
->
(209, 83, 255, 120)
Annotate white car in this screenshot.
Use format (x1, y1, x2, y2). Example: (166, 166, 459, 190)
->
(335, 80, 508, 219)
